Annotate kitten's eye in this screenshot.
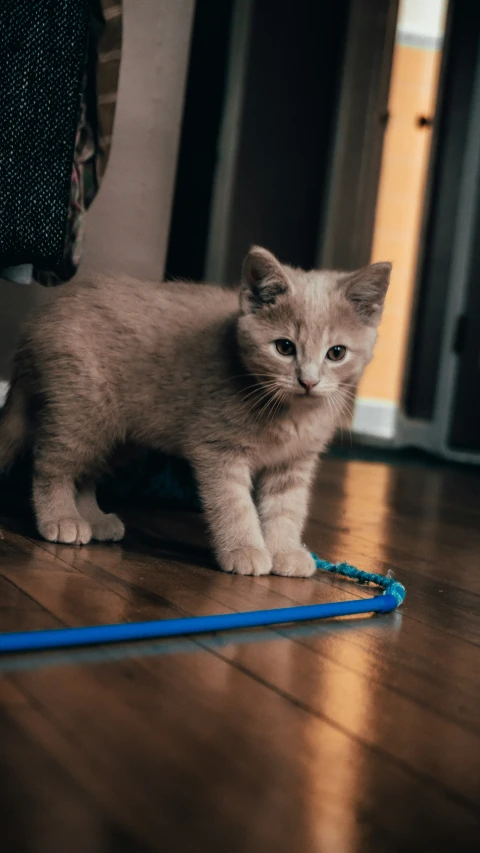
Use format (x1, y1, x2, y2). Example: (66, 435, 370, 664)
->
(326, 345, 347, 362)
(275, 339, 296, 357)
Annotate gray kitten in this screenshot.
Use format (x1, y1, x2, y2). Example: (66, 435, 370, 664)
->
(0, 247, 391, 577)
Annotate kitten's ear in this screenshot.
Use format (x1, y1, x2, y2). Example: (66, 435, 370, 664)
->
(241, 246, 290, 312)
(341, 262, 392, 326)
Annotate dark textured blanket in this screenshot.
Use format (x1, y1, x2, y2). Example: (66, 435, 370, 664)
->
(0, 1, 89, 271)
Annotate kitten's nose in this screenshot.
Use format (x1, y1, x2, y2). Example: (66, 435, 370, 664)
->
(298, 378, 318, 393)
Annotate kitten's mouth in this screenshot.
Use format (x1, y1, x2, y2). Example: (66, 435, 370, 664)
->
(296, 386, 320, 398)
(293, 390, 320, 402)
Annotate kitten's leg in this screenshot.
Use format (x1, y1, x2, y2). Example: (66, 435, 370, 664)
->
(192, 453, 272, 576)
(33, 472, 92, 545)
(33, 434, 105, 545)
(76, 482, 125, 542)
(257, 454, 318, 577)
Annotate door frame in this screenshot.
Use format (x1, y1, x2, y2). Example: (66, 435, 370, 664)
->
(398, 15, 480, 464)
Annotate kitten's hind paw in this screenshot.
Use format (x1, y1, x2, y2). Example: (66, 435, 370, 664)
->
(272, 549, 316, 578)
(39, 518, 92, 545)
(91, 513, 125, 542)
(220, 547, 272, 576)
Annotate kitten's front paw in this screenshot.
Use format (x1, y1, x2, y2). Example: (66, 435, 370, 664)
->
(39, 518, 92, 545)
(220, 547, 272, 576)
(91, 513, 125, 542)
(272, 549, 317, 578)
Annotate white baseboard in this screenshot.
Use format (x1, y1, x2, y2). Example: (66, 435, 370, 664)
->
(0, 380, 8, 407)
(352, 397, 399, 442)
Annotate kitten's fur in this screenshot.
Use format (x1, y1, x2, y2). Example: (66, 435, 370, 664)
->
(0, 247, 391, 577)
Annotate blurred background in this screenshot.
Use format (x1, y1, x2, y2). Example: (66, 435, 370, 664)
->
(1, 0, 478, 464)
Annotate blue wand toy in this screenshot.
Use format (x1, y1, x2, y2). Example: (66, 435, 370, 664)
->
(0, 554, 405, 655)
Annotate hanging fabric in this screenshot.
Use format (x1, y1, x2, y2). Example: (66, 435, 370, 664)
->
(0, 1, 90, 277)
(0, 1, 123, 286)
(34, 1, 123, 286)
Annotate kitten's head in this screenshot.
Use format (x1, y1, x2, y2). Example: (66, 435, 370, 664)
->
(236, 246, 391, 405)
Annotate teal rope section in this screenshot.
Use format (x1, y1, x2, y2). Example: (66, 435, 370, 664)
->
(312, 554, 406, 607)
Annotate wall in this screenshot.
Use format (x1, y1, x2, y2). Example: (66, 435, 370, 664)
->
(82, 0, 195, 280)
(0, 0, 195, 395)
(353, 0, 448, 440)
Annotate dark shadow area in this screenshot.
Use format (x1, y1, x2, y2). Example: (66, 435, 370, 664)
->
(165, 0, 235, 281)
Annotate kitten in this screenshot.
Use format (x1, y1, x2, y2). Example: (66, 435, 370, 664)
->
(0, 247, 391, 577)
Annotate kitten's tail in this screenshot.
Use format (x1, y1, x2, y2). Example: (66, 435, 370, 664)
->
(0, 379, 29, 471)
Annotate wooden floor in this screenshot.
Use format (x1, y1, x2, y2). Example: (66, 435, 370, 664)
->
(0, 455, 479, 852)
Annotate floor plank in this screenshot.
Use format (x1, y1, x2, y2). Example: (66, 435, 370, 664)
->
(0, 455, 479, 851)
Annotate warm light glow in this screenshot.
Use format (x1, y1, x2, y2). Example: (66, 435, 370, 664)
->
(359, 0, 448, 404)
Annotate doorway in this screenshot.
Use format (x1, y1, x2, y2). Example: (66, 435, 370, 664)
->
(353, 0, 449, 441)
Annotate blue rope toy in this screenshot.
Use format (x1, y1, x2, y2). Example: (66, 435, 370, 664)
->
(0, 554, 405, 655)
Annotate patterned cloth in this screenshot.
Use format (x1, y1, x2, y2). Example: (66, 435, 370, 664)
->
(35, 1, 123, 285)
(34, 82, 96, 285)
(0, 0, 90, 276)
(95, 1, 123, 182)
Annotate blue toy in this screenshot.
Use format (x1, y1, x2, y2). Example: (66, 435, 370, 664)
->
(0, 554, 405, 654)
